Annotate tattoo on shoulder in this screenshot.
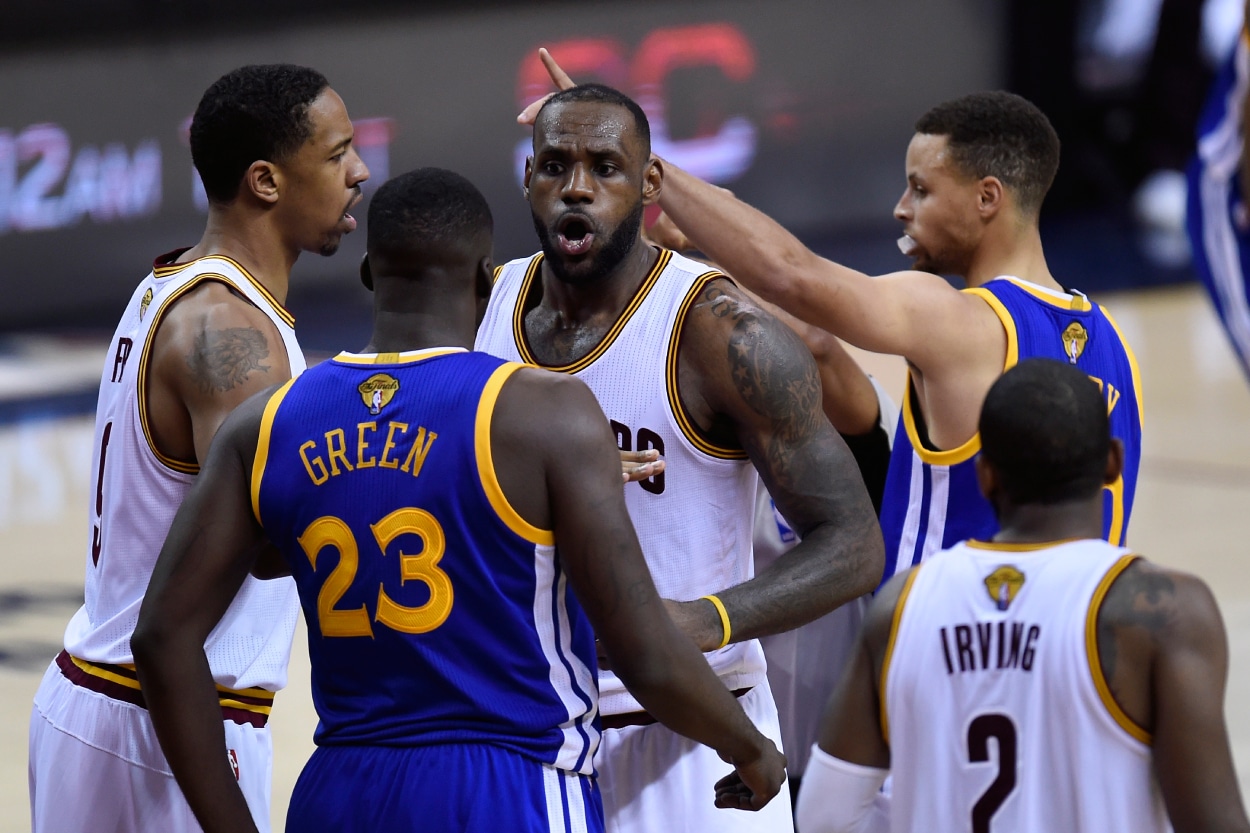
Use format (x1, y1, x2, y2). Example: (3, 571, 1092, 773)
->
(187, 327, 272, 395)
(1097, 564, 1176, 679)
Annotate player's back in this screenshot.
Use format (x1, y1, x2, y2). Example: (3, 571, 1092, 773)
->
(253, 348, 599, 774)
(879, 277, 1143, 582)
(883, 538, 1168, 833)
(63, 251, 302, 691)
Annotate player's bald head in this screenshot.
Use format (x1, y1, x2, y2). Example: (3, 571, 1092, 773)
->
(534, 84, 652, 161)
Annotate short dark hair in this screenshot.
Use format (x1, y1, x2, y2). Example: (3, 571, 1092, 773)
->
(190, 64, 330, 204)
(979, 358, 1110, 505)
(915, 91, 1060, 216)
(367, 168, 493, 259)
(535, 84, 651, 157)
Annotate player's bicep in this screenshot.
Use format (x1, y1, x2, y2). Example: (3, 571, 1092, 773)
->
(1150, 572, 1248, 829)
(177, 303, 292, 464)
(697, 290, 871, 537)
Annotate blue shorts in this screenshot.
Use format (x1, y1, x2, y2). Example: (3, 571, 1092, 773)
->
(285, 743, 602, 833)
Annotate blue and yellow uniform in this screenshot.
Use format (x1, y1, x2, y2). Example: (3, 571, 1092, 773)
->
(252, 348, 601, 833)
(1187, 27, 1250, 381)
(878, 278, 1143, 585)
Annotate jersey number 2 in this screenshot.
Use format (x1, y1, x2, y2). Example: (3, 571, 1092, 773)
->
(298, 507, 453, 639)
(967, 713, 1017, 833)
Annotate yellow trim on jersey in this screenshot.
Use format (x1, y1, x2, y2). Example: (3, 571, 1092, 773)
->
(492, 264, 504, 286)
(136, 274, 235, 475)
(69, 655, 275, 711)
(1098, 305, 1145, 431)
(1000, 277, 1093, 312)
(965, 537, 1082, 552)
(1086, 553, 1151, 745)
(879, 566, 922, 744)
(154, 254, 294, 327)
(664, 271, 750, 460)
(331, 348, 467, 366)
(511, 250, 673, 373)
(898, 286, 1022, 467)
(474, 363, 556, 545)
(251, 378, 298, 526)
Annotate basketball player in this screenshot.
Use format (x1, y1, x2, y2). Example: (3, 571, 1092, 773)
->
(520, 53, 1143, 589)
(132, 168, 786, 833)
(645, 212, 897, 801)
(28, 64, 368, 833)
(791, 358, 1250, 833)
(480, 84, 883, 833)
(1187, 0, 1250, 382)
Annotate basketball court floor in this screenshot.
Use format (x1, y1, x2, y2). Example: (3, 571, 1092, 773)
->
(0, 283, 1247, 830)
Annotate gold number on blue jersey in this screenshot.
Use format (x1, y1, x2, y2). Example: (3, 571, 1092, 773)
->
(297, 509, 454, 638)
(372, 507, 453, 634)
(298, 516, 375, 638)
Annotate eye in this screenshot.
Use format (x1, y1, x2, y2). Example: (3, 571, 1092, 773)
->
(595, 162, 618, 176)
(542, 161, 563, 175)
(331, 151, 346, 163)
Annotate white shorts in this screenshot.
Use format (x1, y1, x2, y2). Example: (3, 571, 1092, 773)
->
(597, 683, 794, 833)
(760, 596, 866, 776)
(29, 658, 273, 833)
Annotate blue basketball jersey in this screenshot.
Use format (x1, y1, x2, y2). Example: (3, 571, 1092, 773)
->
(1187, 29, 1250, 380)
(878, 278, 1143, 585)
(253, 348, 599, 775)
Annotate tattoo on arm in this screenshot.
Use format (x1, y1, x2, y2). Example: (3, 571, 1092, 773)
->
(1098, 564, 1176, 680)
(187, 328, 272, 395)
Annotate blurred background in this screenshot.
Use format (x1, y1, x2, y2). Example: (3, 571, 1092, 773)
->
(2, 1, 1249, 830)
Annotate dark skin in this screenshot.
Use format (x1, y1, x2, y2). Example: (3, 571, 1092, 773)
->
(132, 223, 787, 833)
(813, 442, 1250, 833)
(523, 100, 883, 653)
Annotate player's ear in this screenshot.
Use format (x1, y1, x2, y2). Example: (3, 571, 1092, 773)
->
(642, 154, 663, 206)
(975, 455, 999, 503)
(1104, 438, 1124, 486)
(245, 160, 280, 205)
(475, 255, 494, 302)
(522, 156, 535, 198)
(978, 176, 1003, 220)
(360, 253, 374, 291)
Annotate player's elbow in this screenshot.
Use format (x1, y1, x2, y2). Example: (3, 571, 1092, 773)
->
(131, 609, 183, 673)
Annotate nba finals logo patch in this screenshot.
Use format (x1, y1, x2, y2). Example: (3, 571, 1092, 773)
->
(139, 288, 154, 320)
(984, 566, 1025, 611)
(227, 748, 240, 781)
(358, 373, 399, 415)
(1062, 321, 1088, 364)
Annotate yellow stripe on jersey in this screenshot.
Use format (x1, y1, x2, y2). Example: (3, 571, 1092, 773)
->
(1098, 305, 1145, 431)
(492, 264, 504, 286)
(331, 348, 467, 366)
(1085, 554, 1151, 745)
(1001, 277, 1093, 312)
(879, 566, 922, 744)
(965, 538, 1082, 552)
(511, 250, 673, 373)
(251, 378, 298, 526)
(136, 274, 236, 475)
(899, 287, 1022, 467)
(474, 363, 556, 545)
(70, 655, 141, 690)
(153, 254, 295, 327)
(664, 271, 749, 460)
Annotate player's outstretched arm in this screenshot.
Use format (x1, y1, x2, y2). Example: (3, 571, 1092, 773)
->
(668, 280, 884, 648)
(151, 282, 292, 465)
(131, 388, 279, 833)
(1102, 561, 1250, 832)
(492, 368, 786, 809)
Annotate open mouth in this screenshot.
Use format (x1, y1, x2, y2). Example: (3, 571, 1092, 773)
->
(342, 190, 363, 232)
(556, 214, 596, 256)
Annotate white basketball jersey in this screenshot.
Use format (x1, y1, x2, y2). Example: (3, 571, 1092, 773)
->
(476, 249, 765, 715)
(883, 539, 1169, 833)
(63, 253, 304, 691)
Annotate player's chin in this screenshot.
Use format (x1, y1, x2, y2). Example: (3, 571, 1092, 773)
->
(316, 235, 343, 258)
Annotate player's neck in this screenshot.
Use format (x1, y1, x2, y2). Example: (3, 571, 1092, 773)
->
(365, 282, 476, 353)
(181, 212, 296, 304)
(539, 240, 658, 325)
(963, 224, 1059, 293)
(992, 500, 1104, 545)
